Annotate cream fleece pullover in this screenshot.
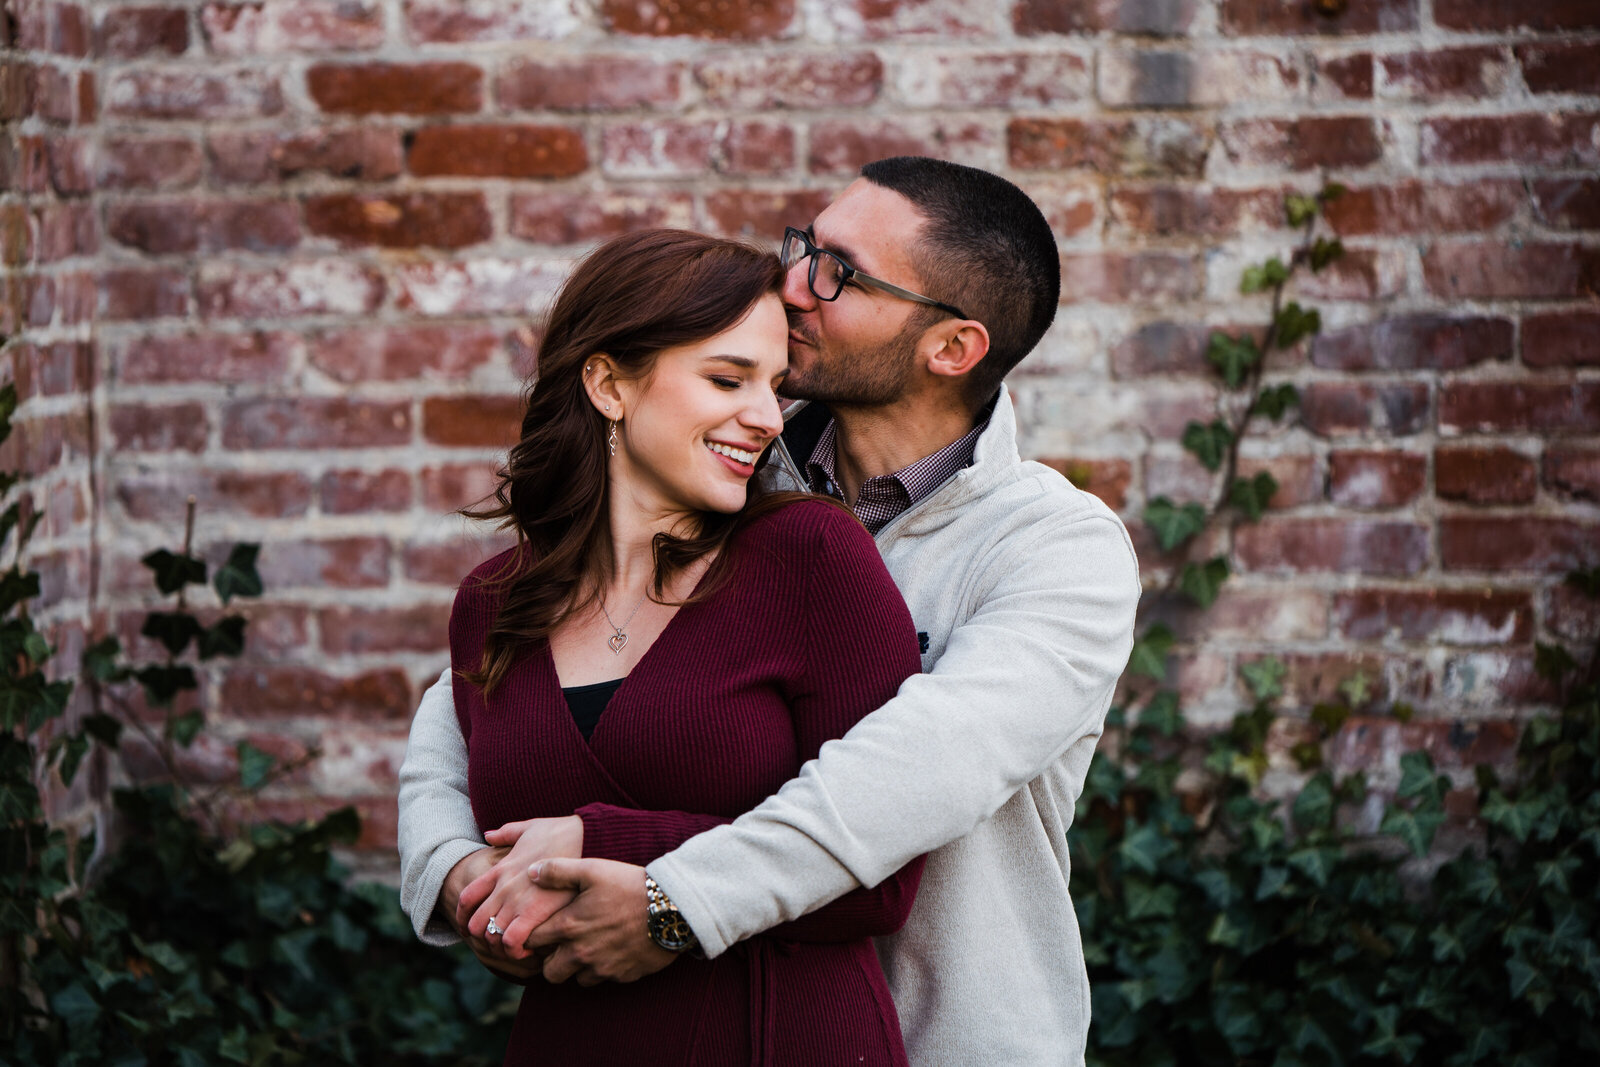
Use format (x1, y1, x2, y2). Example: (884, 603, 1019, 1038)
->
(397, 387, 1140, 1066)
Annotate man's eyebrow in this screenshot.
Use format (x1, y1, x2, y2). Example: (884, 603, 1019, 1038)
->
(806, 224, 864, 269)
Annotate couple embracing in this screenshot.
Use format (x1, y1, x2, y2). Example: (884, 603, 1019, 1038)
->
(397, 156, 1140, 1066)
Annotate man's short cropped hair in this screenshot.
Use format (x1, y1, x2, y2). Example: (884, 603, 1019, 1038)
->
(860, 156, 1060, 407)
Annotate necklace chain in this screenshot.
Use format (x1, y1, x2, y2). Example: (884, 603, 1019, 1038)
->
(599, 589, 649, 654)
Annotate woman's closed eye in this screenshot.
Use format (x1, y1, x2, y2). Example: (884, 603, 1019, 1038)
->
(709, 375, 742, 389)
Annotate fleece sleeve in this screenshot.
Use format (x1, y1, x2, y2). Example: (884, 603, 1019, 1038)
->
(647, 507, 1140, 958)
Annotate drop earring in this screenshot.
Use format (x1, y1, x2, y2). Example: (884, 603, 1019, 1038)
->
(608, 419, 618, 457)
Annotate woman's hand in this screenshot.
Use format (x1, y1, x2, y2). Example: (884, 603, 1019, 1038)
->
(460, 816, 585, 959)
(523, 858, 680, 986)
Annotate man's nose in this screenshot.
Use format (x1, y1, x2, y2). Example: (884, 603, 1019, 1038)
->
(781, 259, 815, 311)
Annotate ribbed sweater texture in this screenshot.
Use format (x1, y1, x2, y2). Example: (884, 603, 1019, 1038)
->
(449, 500, 924, 1067)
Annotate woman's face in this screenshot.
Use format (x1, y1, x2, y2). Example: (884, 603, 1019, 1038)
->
(609, 293, 789, 520)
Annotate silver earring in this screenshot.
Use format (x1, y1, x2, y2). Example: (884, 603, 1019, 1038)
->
(608, 420, 618, 457)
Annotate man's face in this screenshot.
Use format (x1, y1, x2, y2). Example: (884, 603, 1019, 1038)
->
(780, 179, 934, 406)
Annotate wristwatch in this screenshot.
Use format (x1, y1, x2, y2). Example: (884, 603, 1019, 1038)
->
(645, 875, 698, 953)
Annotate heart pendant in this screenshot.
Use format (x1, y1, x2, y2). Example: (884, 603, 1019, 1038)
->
(607, 632, 627, 654)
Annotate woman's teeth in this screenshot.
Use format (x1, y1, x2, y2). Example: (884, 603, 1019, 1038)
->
(707, 441, 756, 465)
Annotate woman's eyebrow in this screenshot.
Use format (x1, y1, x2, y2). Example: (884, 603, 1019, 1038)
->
(704, 354, 758, 368)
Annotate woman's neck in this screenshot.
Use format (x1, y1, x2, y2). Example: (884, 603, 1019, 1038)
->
(602, 489, 698, 597)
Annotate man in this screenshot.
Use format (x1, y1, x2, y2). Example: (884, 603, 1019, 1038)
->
(398, 156, 1140, 1064)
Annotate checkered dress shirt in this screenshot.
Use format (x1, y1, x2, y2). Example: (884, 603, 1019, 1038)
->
(804, 414, 990, 534)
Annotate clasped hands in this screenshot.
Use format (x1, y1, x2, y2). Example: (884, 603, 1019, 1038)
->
(442, 816, 678, 987)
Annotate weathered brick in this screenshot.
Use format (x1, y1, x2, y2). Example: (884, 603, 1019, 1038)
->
(1017, 0, 1196, 35)
(307, 62, 481, 115)
(1255, 247, 1405, 303)
(408, 124, 587, 180)
(1220, 0, 1418, 34)
(1020, 180, 1101, 240)
(1312, 52, 1372, 100)
(308, 324, 497, 385)
(702, 188, 835, 241)
(77, 69, 95, 122)
(1421, 113, 1600, 168)
(319, 603, 450, 655)
(108, 199, 301, 255)
(198, 260, 384, 320)
(602, 119, 797, 178)
(1441, 381, 1600, 434)
(698, 53, 882, 109)
(1440, 517, 1598, 573)
(808, 119, 994, 175)
(114, 330, 294, 385)
(1008, 116, 1211, 177)
(1036, 457, 1131, 511)
(260, 537, 391, 589)
(499, 56, 682, 111)
(115, 468, 312, 521)
(1545, 580, 1600, 645)
(1238, 452, 1322, 508)
(1327, 450, 1426, 508)
(1531, 179, 1600, 231)
(105, 69, 283, 119)
(422, 396, 523, 448)
(95, 5, 188, 58)
(1523, 311, 1600, 368)
(1108, 320, 1209, 378)
(896, 51, 1089, 108)
(1235, 518, 1428, 575)
(98, 135, 202, 189)
(1436, 446, 1537, 505)
(1423, 242, 1600, 301)
(403, 537, 508, 586)
(1435, 0, 1599, 31)
(110, 402, 208, 453)
(200, 1, 384, 55)
(511, 189, 694, 244)
(1300, 381, 1430, 437)
(1220, 116, 1383, 170)
(97, 267, 186, 321)
(1333, 588, 1531, 645)
(405, 0, 579, 43)
(1143, 452, 1217, 506)
(1322, 179, 1522, 236)
(27, 59, 74, 123)
(32, 201, 96, 261)
(1061, 251, 1202, 304)
(1543, 446, 1600, 503)
(600, 0, 795, 39)
(1331, 718, 1520, 781)
(222, 666, 413, 720)
(305, 192, 490, 249)
(420, 463, 499, 512)
(320, 469, 411, 514)
(393, 259, 566, 316)
(1311, 315, 1513, 372)
(1111, 184, 1287, 238)
(223, 397, 410, 450)
(1516, 41, 1600, 96)
(1377, 46, 1513, 100)
(209, 127, 403, 183)
(1099, 49, 1300, 110)
(13, 340, 91, 398)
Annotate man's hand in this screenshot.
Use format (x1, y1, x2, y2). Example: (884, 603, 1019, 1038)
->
(522, 858, 680, 987)
(460, 817, 584, 958)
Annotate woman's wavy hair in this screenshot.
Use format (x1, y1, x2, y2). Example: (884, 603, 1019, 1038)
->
(463, 228, 811, 694)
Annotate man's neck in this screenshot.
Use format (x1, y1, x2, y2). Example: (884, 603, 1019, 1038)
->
(828, 394, 977, 504)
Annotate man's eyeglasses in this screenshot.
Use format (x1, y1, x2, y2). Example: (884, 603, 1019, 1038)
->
(781, 227, 968, 322)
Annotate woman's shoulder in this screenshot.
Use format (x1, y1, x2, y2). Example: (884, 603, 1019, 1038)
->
(457, 544, 526, 599)
(736, 496, 877, 569)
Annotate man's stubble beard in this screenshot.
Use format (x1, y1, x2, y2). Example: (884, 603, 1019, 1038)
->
(780, 311, 924, 407)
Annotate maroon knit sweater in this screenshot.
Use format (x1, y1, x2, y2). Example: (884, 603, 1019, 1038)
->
(451, 500, 925, 1067)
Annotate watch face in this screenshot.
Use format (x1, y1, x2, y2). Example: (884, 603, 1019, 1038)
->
(647, 908, 695, 952)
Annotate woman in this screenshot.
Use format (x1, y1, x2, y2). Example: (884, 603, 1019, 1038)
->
(444, 229, 923, 1065)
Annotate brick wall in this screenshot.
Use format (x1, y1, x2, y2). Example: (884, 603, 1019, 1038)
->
(3, 0, 1596, 863)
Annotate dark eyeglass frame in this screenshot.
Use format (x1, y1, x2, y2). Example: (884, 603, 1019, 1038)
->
(782, 227, 968, 322)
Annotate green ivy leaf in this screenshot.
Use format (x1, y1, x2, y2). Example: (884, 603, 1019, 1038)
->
(1205, 331, 1263, 387)
(1397, 750, 1444, 808)
(237, 740, 276, 791)
(1286, 193, 1320, 227)
(141, 549, 208, 596)
(1255, 865, 1290, 901)
(1240, 258, 1290, 295)
(1127, 624, 1175, 681)
(1320, 182, 1348, 203)
(1287, 846, 1338, 887)
(214, 543, 264, 605)
(83, 712, 123, 748)
(82, 636, 128, 682)
(168, 708, 205, 748)
(1228, 471, 1279, 522)
(1273, 302, 1323, 349)
(1564, 565, 1600, 599)
(198, 616, 247, 660)
(1310, 237, 1345, 272)
(1338, 670, 1373, 708)
(1380, 806, 1445, 857)
(141, 611, 203, 658)
(53, 732, 91, 787)
(1291, 773, 1335, 830)
(1126, 880, 1180, 919)
(1241, 657, 1287, 702)
(1144, 497, 1206, 552)
(1362, 1003, 1423, 1063)
(1180, 556, 1230, 608)
(1311, 702, 1350, 735)
(1481, 791, 1536, 843)
(49, 980, 101, 1030)
(137, 664, 198, 707)
(1139, 689, 1183, 737)
(1252, 383, 1300, 421)
(1120, 822, 1177, 875)
(1534, 642, 1577, 682)
(1183, 419, 1235, 471)
(0, 567, 42, 616)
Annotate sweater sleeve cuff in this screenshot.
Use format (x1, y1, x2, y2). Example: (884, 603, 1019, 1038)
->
(646, 855, 732, 960)
(406, 838, 484, 947)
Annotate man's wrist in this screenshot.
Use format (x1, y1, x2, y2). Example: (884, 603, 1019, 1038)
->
(644, 874, 698, 953)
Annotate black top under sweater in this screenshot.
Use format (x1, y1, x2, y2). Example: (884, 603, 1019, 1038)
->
(561, 678, 624, 741)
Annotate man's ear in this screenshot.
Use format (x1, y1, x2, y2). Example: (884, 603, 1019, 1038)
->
(583, 356, 627, 420)
(922, 320, 991, 382)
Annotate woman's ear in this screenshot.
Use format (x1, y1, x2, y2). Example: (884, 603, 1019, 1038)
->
(583, 356, 626, 420)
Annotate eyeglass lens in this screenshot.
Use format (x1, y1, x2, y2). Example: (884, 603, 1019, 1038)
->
(782, 230, 847, 302)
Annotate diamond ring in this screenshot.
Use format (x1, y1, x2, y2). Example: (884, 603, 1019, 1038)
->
(486, 917, 503, 937)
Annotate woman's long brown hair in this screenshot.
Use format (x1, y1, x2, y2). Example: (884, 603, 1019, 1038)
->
(463, 228, 815, 694)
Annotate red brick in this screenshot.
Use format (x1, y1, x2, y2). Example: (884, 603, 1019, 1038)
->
(13, 340, 91, 398)
(1441, 517, 1598, 573)
(1110, 184, 1286, 238)
(1100, 49, 1300, 110)
(600, 0, 794, 39)
(499, 55, 682, 111)
(1109, 320, 1210, 377)
(1327, 450, 1426, 508)
(110, 402, 208, 453)
(15, 1, 90, 55)
(115, 330, 293, 385)
(99, 267, 189, 320)
(222, 666, 413, 721)
(96, 5, 189, 57)
(39, 134, 89, 194)
(1331, 719, 1520, 784)
(1220, 0, 1418, 34)
(1322, 179, 1522, 236)
(307, 62, 481, 115)
(1435, 0, 1599, 31)
(896, 51, 1089, 108)
(27, 60, 74, 124)
(320, 469, 411, 514)
(393, 259, 566, 316)
(222, 398, 410, 450)
(1442, 381, 1600, 434)
(1059, 252, 1202, 305)
(1245, 651, 1423, 710)
(1035, 457, 1131, 511)
(305, 192, 490, 249)
(702, 188, 836, 241)
(98, 135, 202, 189)
(1142, 452, 1216, 506)
(1235, 518, 1428, 576)
(78, 69, 95, 122)
(32, 202, 96, 261)
(809, 119, 994, 175)
(1333, 588, 1531, 645)
(696, 52, 881, 109)
(824, 0, 991, 38)
(1517, 41, 1600, 96)
(1020, 180, 1100, 240)
(1436, 446, 1537, 505)
(308, 325, 497, 384)
(1018, 0, 1196, 34)
(1313, 52, 1373, 100)
(1378, 46, 1513, 100)
(108, 198, 301, 255)
(1220, 116, 1383, 170)
(319, 603, 450, 655)
(1545, 581, 1600, 645)
(403, 538, 492, 586)
(1544, 446, 1600, 503)
(105, 69, 283, 119)
(1238, 453, 1322, 508)
(1312, 315, 1513, 372)
(420, 463, 499, 512)
(1523, 311, 1600, 368)
(1531, 179, 1600, 231)
(1423, 242, 1600, 301)
(422, 396, 523, 448)
(1301, 381, 1430, 437)
(209, 126, 403, 183)
(721, 121, 795, 176)
(1008, 116, 1210, 177)
(600, 119, 796, 178)
(200, 1, 384, 55)
(1422, 113, 1600, 168)
(260, 537, 390, 589)
(510, 189, 694, 244)
(199, 260, 384, 320)
(408, 124, 586, 179)
(115, 468, 312, 521)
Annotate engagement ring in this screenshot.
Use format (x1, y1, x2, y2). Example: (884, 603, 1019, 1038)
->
(486, 917, 503, 937)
